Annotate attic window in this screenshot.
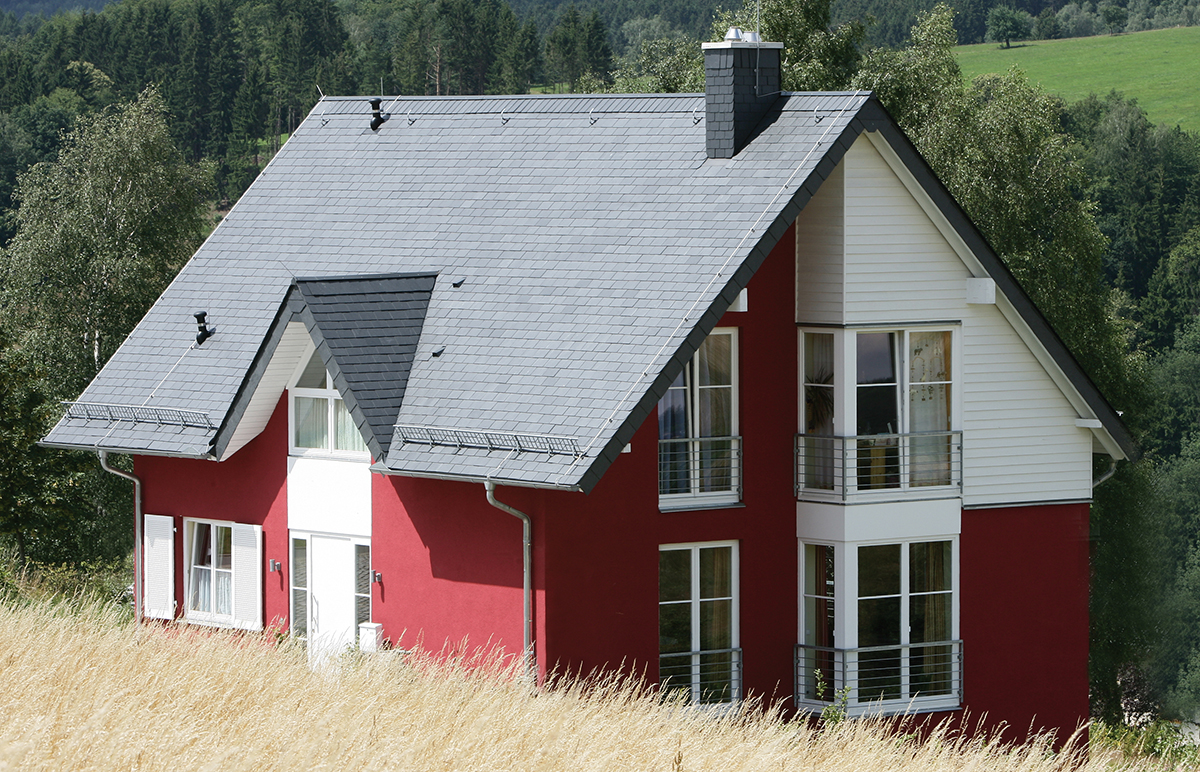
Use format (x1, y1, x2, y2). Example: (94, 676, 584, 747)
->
(290, 349, 369, 458)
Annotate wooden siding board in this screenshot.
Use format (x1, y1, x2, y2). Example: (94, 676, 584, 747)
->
(842, 136, 1093, 505)
(795, 161, 844, 325)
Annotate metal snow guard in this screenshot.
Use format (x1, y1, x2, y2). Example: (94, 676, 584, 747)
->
(62, 401, 215, 430)
(394, 424, 583, 456)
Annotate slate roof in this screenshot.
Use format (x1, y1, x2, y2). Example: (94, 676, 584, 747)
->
(42, 89, 1134, 491)
(293, 272, 435, 460)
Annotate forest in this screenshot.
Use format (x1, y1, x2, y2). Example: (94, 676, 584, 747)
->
(3, 0, 1200, 739)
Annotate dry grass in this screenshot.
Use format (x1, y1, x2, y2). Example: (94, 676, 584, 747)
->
(0, 599, 1178, 771)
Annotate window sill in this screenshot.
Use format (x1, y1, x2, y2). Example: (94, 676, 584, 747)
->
(183, 614, 234, 629)
(659, 499, 745, 513)
(796, 698, 962, 718)
(288, 449, 372, 463)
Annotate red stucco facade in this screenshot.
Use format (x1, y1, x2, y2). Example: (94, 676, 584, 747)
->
(132, 223, 1093, 741)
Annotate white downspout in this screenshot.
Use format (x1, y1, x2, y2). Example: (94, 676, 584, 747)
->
(99, 450, 143, 624)
(484, 479, 536, 682)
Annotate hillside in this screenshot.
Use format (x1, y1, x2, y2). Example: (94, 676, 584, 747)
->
(955, 26, 1200, 133)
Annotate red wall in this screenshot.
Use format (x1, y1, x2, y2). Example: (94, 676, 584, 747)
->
(135, 393, 291, 629)
(960, 502, 1091, 742)
(369, 223, 802, 701)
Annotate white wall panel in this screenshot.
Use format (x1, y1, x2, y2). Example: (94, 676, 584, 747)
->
(795, 162, 844, 324)
(287, 456, 372, 537)
(838, 135, 1095, 506)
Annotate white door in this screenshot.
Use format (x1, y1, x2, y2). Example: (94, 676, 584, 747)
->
(309, 534, 356, 663)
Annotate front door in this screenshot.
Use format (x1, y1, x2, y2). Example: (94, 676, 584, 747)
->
(292, 532, 371, 664)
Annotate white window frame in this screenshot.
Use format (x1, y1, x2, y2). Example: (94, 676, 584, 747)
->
(797, 325, 962, 498)
(287, 340, 371, 461)
(181, 517, 262, 630)
(797, 535, 960, 715)
(658, 540, 741, 705)
(658, 328, 740, 510)
(289, 530, 373, 645)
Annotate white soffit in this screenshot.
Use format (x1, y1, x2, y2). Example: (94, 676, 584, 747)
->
(221, 321, 311, 459)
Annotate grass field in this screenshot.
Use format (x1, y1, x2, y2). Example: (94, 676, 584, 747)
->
(0, 596, 1191, 771)
(955, 26, 1200, 133)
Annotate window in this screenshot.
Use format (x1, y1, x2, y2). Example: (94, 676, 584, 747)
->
(290, 348, 369, 458)
(797, 328, 959, 496)
(796, 538, 960, 712)
(658, 329, 740, 507)
(182, 519, 262, 629)
(659, 542, 740, 704)
(291, 537, 308, 640)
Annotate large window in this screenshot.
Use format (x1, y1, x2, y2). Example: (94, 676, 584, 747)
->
(659, 542, 740, 704)
(796, 538, 959, 712)
(658, 329, 740, 508)
(290, 348, 369, 458)
(797, 328, 959, 496)
(183, 519, 262, 629)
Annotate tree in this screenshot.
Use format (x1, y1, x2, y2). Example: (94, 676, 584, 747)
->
(986, 5, 1030, 48)
(1033, 7, 1061, 39)
(1, 87, 212, 394)
(1101, 3, 1128, 34)
(713, 0, 864, 91)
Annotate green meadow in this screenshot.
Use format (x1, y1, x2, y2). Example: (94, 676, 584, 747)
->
(955, 26, 1200, 133)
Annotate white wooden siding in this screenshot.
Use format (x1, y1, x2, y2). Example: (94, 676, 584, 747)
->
(795, 161, 844, 324)
(791, 135, 1096, 505)
(222, 322, 311, 459)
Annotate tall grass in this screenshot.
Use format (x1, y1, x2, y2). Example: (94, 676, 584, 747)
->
(0, 598, 1183, 770)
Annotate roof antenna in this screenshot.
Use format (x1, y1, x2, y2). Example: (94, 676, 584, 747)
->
(316, 83, 328, 125)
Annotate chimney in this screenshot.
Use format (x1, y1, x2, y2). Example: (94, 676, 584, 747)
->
(702, 31, 784, 158)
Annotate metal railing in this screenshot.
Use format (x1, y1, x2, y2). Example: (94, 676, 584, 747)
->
(795, 640, 962, 711)
(658, 436, 742, 500)
(794, 431, 962, 500)
(660, 647, 743, 705)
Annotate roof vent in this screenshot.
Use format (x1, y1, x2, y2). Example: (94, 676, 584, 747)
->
(369, 98, 390, 131)
(724, 26, 743, 41)
(194, 311, 215, 346)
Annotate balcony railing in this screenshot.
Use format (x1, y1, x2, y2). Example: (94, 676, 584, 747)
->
(659, 436, 742, 504)
(660, 647, 743, 705)
(794, 431, 962, 501)
(795, 641, 963, 713)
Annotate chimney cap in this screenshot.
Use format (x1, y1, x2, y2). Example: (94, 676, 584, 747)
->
(702, 40, 784, 49)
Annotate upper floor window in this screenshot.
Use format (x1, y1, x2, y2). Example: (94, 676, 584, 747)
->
(289, 348, 369, 459)
(658, 329, 740, 509)
(798, 327, 960, 498)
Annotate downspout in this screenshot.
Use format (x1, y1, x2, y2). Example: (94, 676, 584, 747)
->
(1093, 456, 1118, 488)
(99, 450, 143, 624)
(485, 479, 535, 683)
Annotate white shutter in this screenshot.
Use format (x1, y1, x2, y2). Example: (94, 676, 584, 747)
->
(143, 514, 175, 620)
(231, 523, 263, 631)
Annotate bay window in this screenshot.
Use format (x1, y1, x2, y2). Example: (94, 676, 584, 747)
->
(797, 327, 960, 497)
(658, 329, 740, 508)
(796, 538, 960, 713)
(290, 348, 369, 458)
(659, 542, 741, 704)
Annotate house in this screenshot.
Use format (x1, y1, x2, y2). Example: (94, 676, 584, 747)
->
(42, 36, 1133, 740)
